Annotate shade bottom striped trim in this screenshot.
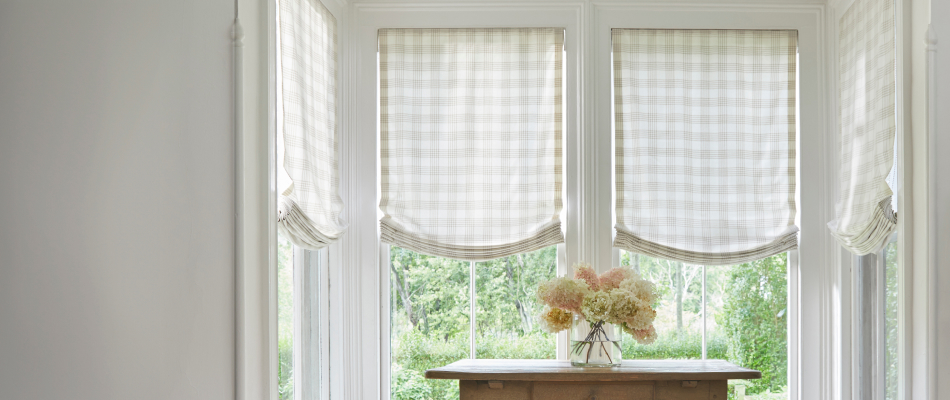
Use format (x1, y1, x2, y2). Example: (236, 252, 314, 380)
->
(613, 230, 799, 266)
(278, 195, 344, 250)
(380, 221, 565, 262)
(829, 197, 898, 256)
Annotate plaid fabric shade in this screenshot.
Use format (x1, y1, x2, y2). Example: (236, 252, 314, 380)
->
(378, 28, 565, 261)
(277, 0, 347, 249)
(828, 0, 897, 255)
(612, 29, 799, 266)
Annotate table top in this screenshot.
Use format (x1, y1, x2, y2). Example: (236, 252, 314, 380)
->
(425, 359, 761, 382)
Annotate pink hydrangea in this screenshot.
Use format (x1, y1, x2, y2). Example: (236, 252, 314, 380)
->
(628, 325, 657, 345)
(598, 266, 635, 291)
(573, 263, 601, 292)
(537, 276, 589, 314)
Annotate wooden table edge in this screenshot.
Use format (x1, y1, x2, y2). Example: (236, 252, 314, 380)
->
(424, 370, 762, 381)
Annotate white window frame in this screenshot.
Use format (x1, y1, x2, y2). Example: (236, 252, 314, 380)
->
(594, 6, 830, 400)
(292, 246, 331, 400)
(343, 3, 833, 400)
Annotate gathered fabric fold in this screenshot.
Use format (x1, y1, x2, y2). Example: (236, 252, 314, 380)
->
(829, 198, 897, 256)
(277, 0, 347, 249)
(614, 228, 799, 266)
(380, 220, 563, 262)
(828, 0, 897, 255)
(278, 195, 342, 250)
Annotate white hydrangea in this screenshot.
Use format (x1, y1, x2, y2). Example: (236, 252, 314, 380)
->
(620, 276, 658, 306)
(580, 291, 611, 322)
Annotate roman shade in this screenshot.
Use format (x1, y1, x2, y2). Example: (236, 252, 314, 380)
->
(828, 0, 897, 255)
(378, 28, 565, 261)
(277, 0, 347, 249)
(612, 29, 799, 266)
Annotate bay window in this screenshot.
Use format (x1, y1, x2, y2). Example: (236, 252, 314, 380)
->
(244, 1, 916, 399)
(347, 4, 830, 400)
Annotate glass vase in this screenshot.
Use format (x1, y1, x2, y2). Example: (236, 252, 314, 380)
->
(570, 315, 622, 367)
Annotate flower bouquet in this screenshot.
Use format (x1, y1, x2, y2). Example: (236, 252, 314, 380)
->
(537, 263, 657, 367)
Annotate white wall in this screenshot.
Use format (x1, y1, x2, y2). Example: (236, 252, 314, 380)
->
(932, 0, 950, 396)
(0, 1, 235, 399)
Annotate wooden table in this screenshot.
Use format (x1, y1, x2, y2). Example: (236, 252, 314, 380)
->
(425, 359, 760, 400)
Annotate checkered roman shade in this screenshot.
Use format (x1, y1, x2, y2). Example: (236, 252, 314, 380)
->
(612, 29, 799, 266)
(828, 0, 897, 255)
(378, 28, 565, 261)
(277, 0, 347, 250)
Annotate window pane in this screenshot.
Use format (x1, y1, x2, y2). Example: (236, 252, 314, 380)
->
(712, 254, 788, 399)
(475, 246, 557, 360)
(390, 247, 470, 400)
(884, 241, 899, 400)
(619, 251, 788, 399)
(277, 233, 294, 400)
(619, 251, 703, 360)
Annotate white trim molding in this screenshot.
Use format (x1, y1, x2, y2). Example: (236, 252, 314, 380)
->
(235, 0, 280, 399)
(231, 5, 246, 399)
(925, 22, 937, 400)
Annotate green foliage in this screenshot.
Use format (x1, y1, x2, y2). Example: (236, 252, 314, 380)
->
(884, 241, 899, 400)
(391, 329, 555, 400)
(391, 363, 434, 400)
(475, 250, 557, 337)
(728, 380, 788, 400)
(389, 246, 557, 400)
(390, 247, 472, 339)
(277, 234, 294, 400)
(622, 330, 727, 360)
(278, 336, 293, 400)
(477, 331, 555, 359)
(716, 254, 788, 395)
(391, 329, 467, 400)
